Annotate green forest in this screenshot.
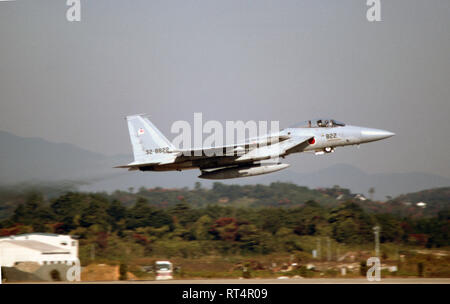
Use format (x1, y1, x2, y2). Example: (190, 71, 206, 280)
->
(0, 182, 448, 270)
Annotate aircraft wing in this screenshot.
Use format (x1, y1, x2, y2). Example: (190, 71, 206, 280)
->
(114, 163, 159, 170)
(283, 136, 314, 154)
(114, 154, 179, 170)
(235, 135, 313, 162)
(175, 134, 291, 158)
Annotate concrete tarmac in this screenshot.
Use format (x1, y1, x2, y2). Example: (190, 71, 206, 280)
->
(58, 278, 450, 284)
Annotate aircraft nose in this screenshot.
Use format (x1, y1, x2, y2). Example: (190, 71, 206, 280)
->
(360, 128, 395, 143)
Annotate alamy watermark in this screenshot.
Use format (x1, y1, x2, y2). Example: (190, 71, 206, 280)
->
(366, 0, 382, 22)
(1, 1, 382, 24)
(366, 257, 381, 281)
(66, 0, 81, 22)
(170, 113, 281, 158)
(66, 258, 81, 282)
(64, 1, 381, 24)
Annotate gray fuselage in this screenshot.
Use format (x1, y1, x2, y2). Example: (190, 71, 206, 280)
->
(139, 124, 394, 172)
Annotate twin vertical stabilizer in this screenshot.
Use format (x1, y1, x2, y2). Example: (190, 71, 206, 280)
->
(126, 114, 175, 164)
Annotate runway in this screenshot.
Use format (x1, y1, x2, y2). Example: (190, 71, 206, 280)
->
(70, 278, 450, 284)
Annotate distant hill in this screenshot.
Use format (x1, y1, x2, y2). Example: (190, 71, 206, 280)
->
(255, 164, 450, 200)
(357, 187, 450, 218)
(0, 130, 128, 184)
(107, 182, 339, 210)
(107, 183, 450, 218)
(1, 130, 449, 200)
(390, 187, 450, 211)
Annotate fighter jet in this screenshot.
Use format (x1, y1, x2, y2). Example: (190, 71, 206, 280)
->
(116, 115, 394, 179)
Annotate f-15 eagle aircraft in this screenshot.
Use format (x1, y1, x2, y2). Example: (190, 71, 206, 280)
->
(116, 115, 394, 179)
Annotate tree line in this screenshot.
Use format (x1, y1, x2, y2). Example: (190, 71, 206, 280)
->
(0, 188, 448, 262)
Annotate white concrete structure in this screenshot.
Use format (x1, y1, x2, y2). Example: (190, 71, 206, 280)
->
(0, 233, 78, 267)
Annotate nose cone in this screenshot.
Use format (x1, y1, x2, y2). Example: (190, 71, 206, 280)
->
(360, 128, 395, 143)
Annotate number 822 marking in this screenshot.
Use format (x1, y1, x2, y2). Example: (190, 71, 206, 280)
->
(326, 133, 337, 140)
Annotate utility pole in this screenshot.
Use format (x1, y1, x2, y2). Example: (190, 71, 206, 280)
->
(373, 226, 380, 258)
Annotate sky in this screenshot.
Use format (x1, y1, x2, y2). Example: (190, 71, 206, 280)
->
(1, 0, 450, 178)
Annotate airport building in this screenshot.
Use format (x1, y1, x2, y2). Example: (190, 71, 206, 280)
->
(0, 233, 79, 267)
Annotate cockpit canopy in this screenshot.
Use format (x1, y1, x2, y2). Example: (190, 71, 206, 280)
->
(291, 119, 346, 128)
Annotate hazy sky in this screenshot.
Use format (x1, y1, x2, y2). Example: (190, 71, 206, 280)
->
(1, 0, 449, 178)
